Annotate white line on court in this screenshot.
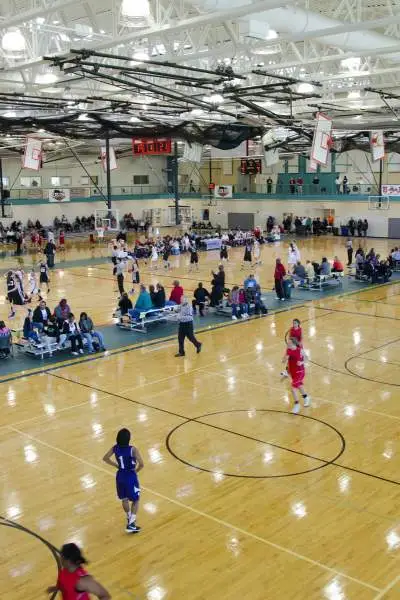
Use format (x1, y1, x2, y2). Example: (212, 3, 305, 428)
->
(373, 575, 400, 600)
(7, 424, 382, 594)
(198, 366, 400, 422)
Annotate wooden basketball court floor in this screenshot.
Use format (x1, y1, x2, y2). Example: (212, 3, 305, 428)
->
(1, 236, 400, 600)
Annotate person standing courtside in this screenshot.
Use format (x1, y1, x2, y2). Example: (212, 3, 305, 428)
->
(175, 296, 202, 357)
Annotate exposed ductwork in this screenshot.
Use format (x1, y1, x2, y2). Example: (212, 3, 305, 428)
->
(197, 0, 400, 61)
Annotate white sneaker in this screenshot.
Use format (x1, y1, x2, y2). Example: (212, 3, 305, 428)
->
(292, 403, 300, 414)
(280, 370, 288, 377)
(232, 315, 237, 320)
(71, 351, 78, 356)
(241, 314, 246, 319)
(303, 396, 311, 407)
(79, 349, 84, 354)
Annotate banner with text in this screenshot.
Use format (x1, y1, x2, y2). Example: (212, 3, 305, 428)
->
(23, 137, 42, 171)
(370, 131, 385, 162)
(101, 146, 118, 172)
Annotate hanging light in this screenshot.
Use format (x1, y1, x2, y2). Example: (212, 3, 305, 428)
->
(35, 72, 58, 85)
(347, 90, 361, 99)
(297, 82, 315, 94)
(131, 50, 150, 63)
(121, 0, 150, 18)
(3, 111, 17, 118)
(2, 28, 26, 52)
(202, 93, 224, 105)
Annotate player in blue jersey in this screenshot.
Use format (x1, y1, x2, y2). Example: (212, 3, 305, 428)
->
(102, 428, 144, 533)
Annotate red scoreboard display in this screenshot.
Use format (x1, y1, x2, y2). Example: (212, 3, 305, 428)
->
(132, 138, 172, 155)
(240, 158, 262, 175)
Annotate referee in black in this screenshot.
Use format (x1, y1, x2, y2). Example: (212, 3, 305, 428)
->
(175, 297, 202, 357)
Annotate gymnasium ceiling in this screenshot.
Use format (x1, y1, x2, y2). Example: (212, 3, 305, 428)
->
(0, 0, 400, 155)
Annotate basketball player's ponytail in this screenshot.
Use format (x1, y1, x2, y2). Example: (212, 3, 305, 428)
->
(60, 543, 88, 566)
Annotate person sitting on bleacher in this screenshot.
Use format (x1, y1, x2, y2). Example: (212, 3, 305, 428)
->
(320, 257, 331, 276)
(244, 274, 257, 290)
(192, 283, 210, 317)
(377, 260, 392, 282)
(390, 247, 400, 267)
(0, 320, 12, 358)
(135, 285, 153, 312)
(292, 261, 307, 283)
(33, 299, 51, 332)
(305, 260, 315, 282)
(62, 313, 84, 356)
(169, 280, 184, 305)
(118, 293, 133, 323)
(23, 309, 40, 343)
(43, 315, 63, 356)
(332, 256, 344, 273)
(54, 298, 71, 328)
(152, 283, 166, 308)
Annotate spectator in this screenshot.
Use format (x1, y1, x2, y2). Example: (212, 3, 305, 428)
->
(357, 219, 363, 237)
(267, 177, 273, 194)
(238, 287, 249, 319)
(54, 298, 71, 328)
(62, 313, 84, 356)
(274, 258, 286, 301)
(33, 299, 51, 331)
(244, 274, 257, 289)
(23, 309, 40, 343)
(292, 261, 306, 282)
(332, 256, 344, 272)
(210, 265, 225, 307)
(343, 175, 349, 194)
(335, 175, 341, 194)
(135, 285, 153, 311)
(297, 176, 303, 194)
(192, 282, 210, 317)
(43, 315, 63, 355)
(320, 257, 331, 276)
(169, 280, 184, 305)
(362, 219, 368, 237)
(289, 177, 296, 194)
(118, 293, 133, 319)
(79, 312, 106, 353)
(305, 260, 315, 281)
(153, 283, 166, 308)
(0, 320, 12, 358)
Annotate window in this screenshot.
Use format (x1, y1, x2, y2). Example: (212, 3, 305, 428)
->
(133, 175, 149, 185)
(20, 176, 41, 188)
(80, 175, 98, 185)
(51, 176, 71, 187)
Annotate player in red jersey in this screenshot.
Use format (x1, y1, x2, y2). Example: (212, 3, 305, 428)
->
(46, 543, 110, 600)
(59, 230, 65, 251)
(282, 336, 311, 414)
(281, 318, 302, 377)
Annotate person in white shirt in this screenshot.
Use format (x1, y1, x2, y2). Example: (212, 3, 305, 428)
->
(288, 242, 300, 267)
(150, 245, 158, 270)
(62, 313, 84, 356)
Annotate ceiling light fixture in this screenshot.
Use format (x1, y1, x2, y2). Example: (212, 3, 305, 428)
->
(347, 90, 361, 99)
(202, 93, 224, 105)
(2, 28, 26, 52)
(35, 72, 58, 85)
(129, 116, 141, 122)
(132, 50, 150, 62)
(340, 57, 361, 72)
(297, 82, 315, 94)
(121, 0, 150, 18)
(3, 111, 17, 118)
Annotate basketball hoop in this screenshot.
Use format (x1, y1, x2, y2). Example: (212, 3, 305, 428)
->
(371, 136, 378, 146)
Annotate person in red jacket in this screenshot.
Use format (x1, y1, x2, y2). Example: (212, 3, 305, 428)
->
(332, 256, 344, 272)
(169, 280, 184, 304)
(274, 258, 286, 301)
(46, 543, 110, 600)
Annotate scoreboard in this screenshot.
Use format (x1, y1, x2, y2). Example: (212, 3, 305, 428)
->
(240, 158, 262, 175)
(132, 138, 172, 155)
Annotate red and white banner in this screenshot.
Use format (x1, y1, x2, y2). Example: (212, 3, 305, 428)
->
(381, 184, 400, 196)
(23, 136, 42, 171)
(100, 146, 117, 172)
(311, 113, 332, 166)
(370, 130, 385, 162)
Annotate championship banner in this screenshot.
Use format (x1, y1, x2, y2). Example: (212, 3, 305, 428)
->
(48, 188, 71, 203)
(101, 146, 117, 172)
(214, 184, 232, 199)
(262, 130, 286, 166)
(23, 136, 42, 171)
(370, 131, 385, 162)
(311, 113, 332, 166)
(381, 184, 400, 196)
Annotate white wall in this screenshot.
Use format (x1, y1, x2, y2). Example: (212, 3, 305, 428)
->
(3, 154, 168, 191)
